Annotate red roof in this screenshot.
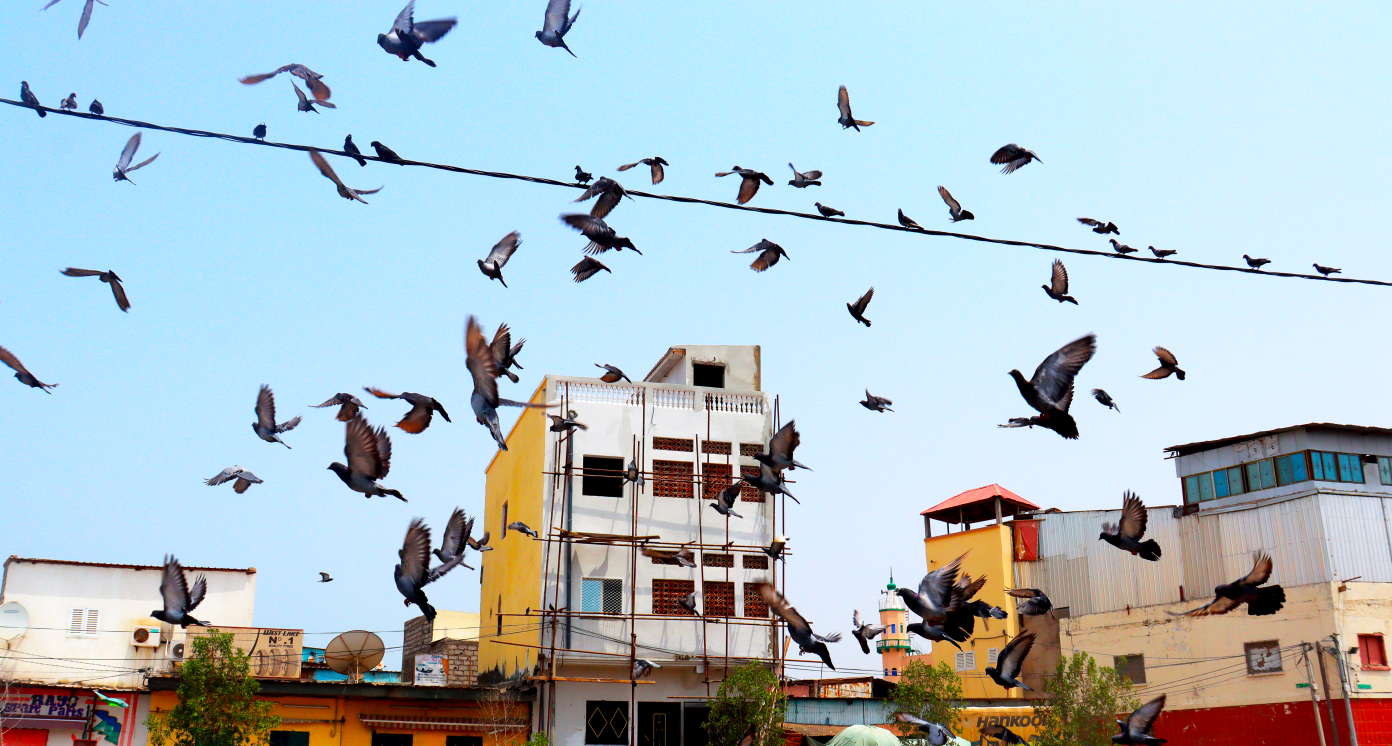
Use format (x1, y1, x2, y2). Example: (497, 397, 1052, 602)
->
(921, 484, 1039, 523)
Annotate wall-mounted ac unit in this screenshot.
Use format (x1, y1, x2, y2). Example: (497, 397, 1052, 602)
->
(132, 625, 161, 648)
(167, 640, 186, 661)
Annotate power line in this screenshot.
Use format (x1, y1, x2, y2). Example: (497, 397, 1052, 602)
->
(4, 98, 1385, 288)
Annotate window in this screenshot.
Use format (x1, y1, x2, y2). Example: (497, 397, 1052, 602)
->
(703, 462, 733, 501)
(582, 456, 625, 497)
(1359, 634, 1388, 670)
(890, 668, 898, 676)
(1245, 641, 1283, 674)
(739, 465, 764, 502)
(743, 554, 768, 569)
(742, 583, 769, 618)
(1312, 451, 1366, 484)
(1340, 453, 1364, 483)
(1275, 453, 1309, 486)
(1245, 459, 1276, 492)
(888, 624, 895, 634)
(652, 579, 695, 616)
(1115, 654, 1146, 685)
(1379, 457, 1392, 485)
(270, 733, 311, 746)
(987, 648, 1000, 666)
(68, 608, 99, 638)
(501, 501, 508, 538)
(703, 581, 735, 617)
(653, 437, 694, 452)
(692, 363, 725, 388)
(954, 651, 976, 671)
(446, 738, 484, 746)
(653, 460, 694, 498)
(372, 736, 412, 746)
(582, 578, 623, 614)
(585, 701, 629, 745)
(1184, 473, 1215, 503)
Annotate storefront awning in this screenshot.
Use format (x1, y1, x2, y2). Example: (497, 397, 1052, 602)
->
(358, 715, 526, 732)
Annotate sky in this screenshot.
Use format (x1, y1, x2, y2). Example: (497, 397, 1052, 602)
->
(2, 1, 1390, 677)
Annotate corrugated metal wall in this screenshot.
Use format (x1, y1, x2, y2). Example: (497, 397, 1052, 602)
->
(785, 698, 892, 727)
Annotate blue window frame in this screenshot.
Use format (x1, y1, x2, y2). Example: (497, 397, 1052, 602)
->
(1379, 457, 1391, 485)
(1214, 468, 1231, 497)
(1312, 451, 1366, 484)
(1196, 472, 1215, 501)
(1276, 453, 1309, 486)
(1246, 459, 1276, 491)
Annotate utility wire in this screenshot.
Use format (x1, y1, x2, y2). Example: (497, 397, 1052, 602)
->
(4, 98, 1386, 288)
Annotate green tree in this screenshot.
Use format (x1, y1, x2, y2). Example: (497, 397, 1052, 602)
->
(705, 663, 786, 746)
(885, 660, 963, 739)
(1035, 652, 1139, 746)
(145, 631, 281, 746)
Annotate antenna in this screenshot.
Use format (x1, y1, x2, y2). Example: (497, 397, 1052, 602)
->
(0, 602, 30, 645)
(324, 630, 385, 682)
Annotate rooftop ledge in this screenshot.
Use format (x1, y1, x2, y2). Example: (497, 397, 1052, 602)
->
(549, 377, 767, 415)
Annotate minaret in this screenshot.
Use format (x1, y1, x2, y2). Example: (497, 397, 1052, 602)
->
(877, 571, 913, 682)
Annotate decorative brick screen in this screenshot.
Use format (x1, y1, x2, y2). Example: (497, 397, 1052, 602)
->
(649, 553, 681, 566)
(653, 460, 694, 498)
(703, 462, 733, 501)
(653, 579, 696, 615)
(743, 554, 769, 569)
(740, 466, 764, 502)
(704, 581, 735, 618)
(653, 437, 694, 452)
(740, 443, 764, 457)
(743, 584, 770, 618)
(701, 440, 732, 455)
(703, 553, 733, 568)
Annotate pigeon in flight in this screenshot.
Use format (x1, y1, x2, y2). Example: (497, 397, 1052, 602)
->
(547, 411, 586, 433)
(595, 363, 630, 383)
(574, 166, 592, 184)
(365, 388, 451, 434)
(743, 462, 798, 503)
(318, 572, 333, 583)
(1243, 254, 1272, 269)
(753, 420, 810, 472)
(465, 317, 550, 450)
(985, 631, 1036, 691)
(1313, 263, 1341, 276)
(395, 518, 436, 622)
(508, 521, 539, 539)
(983, 723, 1027, 744)
(574, 176, 631, 219)
(757, 582, 839, 670)
(60, 93, 77, 111)
(88, 99, 103, 115)
(428, 508, 474, 581)
(312, 393, 368, 422)
(991, 144, 1040, 174)
(344, 135, 367, 166)
(641, 545, 695, 568)
(61, 268, 129, 312)
(491, 324, 525, 383)
(625, 459, 644, 487)
(563, 215, 640, 254)
(253, 123, 266, 141)
(787, 163, 822, 188)
(860, 390, 892, 412)
(1149, 245, 1177, 259)
(677, 591, 699, 615)
(733, 239, 788, 272)
(897, 553, 965, 625)
(467, 531, 493, 552)
(710, 482, 744, 519)
(294, 82, 334, 113)
(19, 82, 45, 118)
(0, 346, 57, 393)
(815, 203, 844, 218)
(240, 64, 331, 101)
(618, 157, 668, 185)
(328, 414, 405, 501)
(477, 232, 521, 287)
(1099, 491, 1162, 561)
(1110, 239, 1138, 255)
(1169, 552, 1285, 617)
(1078, 218, 1119, 235)
(938, 186, 974, 222)
(371, 141, 405, 164)
(535, 0, 581, 56)
(42, 0, 106, 39)
(252, 385, 301, 448)
(571, 256, 611, 283)
(204, 466, 263, 494)
(1007, 333, 1096, 440)
(1042, 260, 1077, 305)
(112, 133, 158, 184)
(893, 714, 954, 746)
(715, 167, 774, 205)
(846, 287, 874, 327)
(851, 610, 886, 654)
(1112, 695, 1167, 745)
(762, 535, 787, 562)
(1091, 388, 1119, 411)
(1005, 588, 1053, 617)
(837, 85, 874, 130)
(632, 659, 660, 680)
(151, 556, 208, 628)
(897, 209, 923, 230)
(378, 0, 457, 67)
(310, 150, 382, 204)
(1141, 347, 1185, 380)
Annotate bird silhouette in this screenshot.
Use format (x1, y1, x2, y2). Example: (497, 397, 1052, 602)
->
(1313, 263, 1341, 276)
(985, 632, 1036, 691)
(378, 0, 457, 66)
(618, 157, 667, 184)
(478, 232, 521, 287)
(1110, 239, 1138, 254)
(991, 144, 1040, 174)
(328, 414, 404, 500)
(311, 393, 368, 422)
(1078, 218, 1119, 235)
(112, 133, 158, 184)
(1141, 347, 1185, 380)
(837, 85, 874, 130)
(1243, 254, 1272, 269)
(60, 93, 77, 111)
(1007, 333, 1095, 439)
(253, 123, 266, 141)
(595, 364, 630, 383)
(364, 387, 451, 434)
(395, 518, 436, 621)
(1149, 246, 1177, 259)
(571, 256, 611, 282)
(0, 346, 57, 393)
(860, 390, 892, 412)
(1099, 491, 1162, 561)
(41, 0, 106, 39)
(758, 583, 840, 670)
(151, 556, 208, 628)
(574, 176, 631, 219)
(241, 64, 330, 101)
(1112, 696, 1167, 745)
(733, 239, 788, 272)
(787, 163, 822, 188)
(939, 186, 974, 222)
(19, 82, 45, 117)
(61, 268, 129, 312)
(252, 385, 301, 448)
(344, 135, 367, 166)
(293, 82, 334, 113)
(897, 209, 923, 230)
(563, 215, 640, 254)
(1042, 260, 1078, 304)
(205, 466, 263, 494)
(574, 166, 592, 184)
(815, 203, 844, 218)
(310, 150, 382, 204)
(1169, 552, 1285, 617)
(1091, 388, 1119, 411)
(715, 167, 774, 205)
(535, 0, 581, 56)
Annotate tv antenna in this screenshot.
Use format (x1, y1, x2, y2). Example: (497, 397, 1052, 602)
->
(324, 630, 385, 682)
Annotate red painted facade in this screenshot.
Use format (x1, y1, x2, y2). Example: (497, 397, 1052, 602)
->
(1157, 698, 1391, 746)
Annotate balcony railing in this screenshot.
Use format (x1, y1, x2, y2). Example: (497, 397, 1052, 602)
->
(557, 379, 764, 414)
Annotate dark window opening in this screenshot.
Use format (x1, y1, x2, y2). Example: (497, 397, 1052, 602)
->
(682, 705, 709, 746)
(372, 735, 413, 746)
(502, 502, 509, 537)
(446, 738, 484, 746)
(583, 456, 626, 497)
(1360, 634, 1388, 670)
(496, 594, 502, 637)
(692, 364, 725, 389)
(586, 701, 630, 745)
(270, 732, 310, 746)
(1245, 640, 1283, 674)
(1114, 654, 1146, 685)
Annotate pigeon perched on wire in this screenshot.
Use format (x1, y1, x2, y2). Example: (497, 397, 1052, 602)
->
(1141, 347, 1185, 380)
(395, 518, 436, 622)
(733, 239, 788, 272)
(753, 420, 810, 472)
(476, 232, 521, 287)
(618, 157, 668, 185)
(0, 346, 57, 393)
(328, 414, 405, 501)
(762, 535, 787, 562)
(112, 133, 158, 184)
(1112, 695, 1167, 745)
(240, 64, 331, 101)
(563, 215, 640, 254)
(860, 391, 892, 412)
(897, 209, 923, 230)
(465, 317, 550, 450)
(491, 325, 525, 383)
(574, 176, 631, 219)
(757, 582, 839, 670)
(61, 268, 129, 312)
(743, 462, 798, 503)
(294, 82, 334, 113)
(365, 388, 451, 434)
(991, 144, 1040, 174)
(787, 163, 822, 188)
(151, 556, 208, 628)
(985, 631, 1036, 691)
(715, 167, 774, 205)
(893, 714, 954, 746)
(1078, 218, 1119, 235)
(312, 393, 368, 422)
(88, 99, 103, 115)
(1004, 588, 1053, 617)
(1169, 552, 1284, 617)
(815, 203, 845, 218)
(1007, 333, 1095, 440)
(847, 287, 873, 327)
(896, 553, 966, 624)
(61, 93, 77, 111)
(677, 591, 699, 615)
(253, 123, 266, 141)
(318, 572, 333, 583)
(574, 166, 592, 184)
(535, 0, 581, 56)
(710, 482, 744, 519)
(343, 135, 367, 166)
(548, 411, 586, 433)
(632, 659, 660, 680)
(371, 141, 404, 164)
(41, 0, 105, 39)
(252, 385, 301, 448)
(204, 466, 263, 494)
(19, 82, 45, 118)
(428, 508, 474, 581)
(938, 186, 974, 222)
(1091, 388, 1119, 411)
(836, 85, 874, 130)
(983, 723, 1027, 744)
(1243, 254, 1272, 269)
(571, 256, 611, 283)
(594, 363, 630, 383)
(1313, 263, 1341, 276)
(310, 150, 382, 204)
(851, 610, 886, 654)
(378, 0, 457, 67)
(508, 521, 539, 539)
(641, 545, 695, 568)
(1110, 239, 1138, 255)
(1099, 491, 1162, 561)
(1149, 245, 1177, 259)
(1042, 260, 1077, 305)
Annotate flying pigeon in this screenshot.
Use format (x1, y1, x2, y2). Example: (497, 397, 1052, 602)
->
(753, 420, 810, 472)
(1313, 263, 1341, 276)
(1042, 259, 1077, 305)
(1078, 218, 1119, 235)
(88, 99, 103, 115)
(571, 256, 611, 282)
(1004, 588, 1053, 617)
(574, 166, 592, 184)
(894, 714, 954, 746)
(847, 287, 874, 327)
(19, 82, 45, 118)
(1169, 552, 1284, 617)
(573, 176, 631, 219)
(715, 167, 774, 205)
(938, 186, 974, 222)
(710, 482, 744, 519)
(253, 123, 266, 141)
(1099, 491, 1162, 561)
(1091, 388, 1119, 411)
(365, 387, 451, 434)
(967, 599, 1008, 627)
(378, 0, 457, 67)
(983, 723, 1027, 744)
(204, 466, 263, 494)
(310, 150, 382, 204)
(0, 346, 57, 393)
(1110, 239, 1138, 254)
(625, 460, 644, 487)
(1243, 254, 1271, 269)
(762, 535, 787, 562)
(41, 0, 105, 39)
(491, 324, 525, 382)
(733, 239, 788, 272)
(311, 393, 368, 422)
(897, 209, 923, 230)
(371, 141, 404, 164)
(757, 582, 839, 670)
(252, 385, 301, 448)
(1141, 347, 1184, 380)
(787, 163, 822, 188)
(632, 659, 660, 680)
(395, 518, 436, 622)
(112, 133, 158, 184)
(594, 363, 630, 383)
(1149, 245, 1177, 259)
(535, 0, 581, 56)
(344, 135, 367, 166)
(548, 411, 586, 433)
(60, 93, 77, 111)
(815, 203, 845, 218)
(860, 390, 892, 412)
(851, 610, 886, 654)
(465, 317, 549, 450)
(641, 545, 695, 568)
(240, 64, 330, 101)
(991, 144, 1040, 174)
(1112, 695, 1167, 745)
(318, 572, 333, 583)
(428, 508, 474, 581)
(677, 591, 699, 615)
(474, 232, 521, 287)
(563, 215, 640, 254)
(508, 521, 539, 539)
(328, 414, 405, 501)
(151, 556, 208, 628)
(61, 268, 129, 312)
(837, 85, 874, 130)
(294, 82, 334, 113)
(743, 462, 798, 503)
(618, 157, 668, 185)
(985, 631, 1036, 691)
(1007, 333, 1096, 440)
(467, 530, 493, 552)
(897, 553, 965, 625)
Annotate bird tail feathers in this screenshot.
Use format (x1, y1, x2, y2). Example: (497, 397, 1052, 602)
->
(384, 488, 406, 502)
(1248, 585, 1286, 616)
(1139, 540, 1162, 561)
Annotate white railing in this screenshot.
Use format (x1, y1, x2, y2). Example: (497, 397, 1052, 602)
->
(653, 387, 695, 410)
(557, 380, 763, 414)
(566, 382, 642, 406)
(704, 392, 765, 414)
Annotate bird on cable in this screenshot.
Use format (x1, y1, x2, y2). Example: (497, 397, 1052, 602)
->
(860, 390, 893, 412)
(1313, 263, 1341, 276)
(477, 232, 521, 287)
(744, 462, 798, 503)
(710, 482, 744, 519)
(1112, 695, 1167, 745)
(1149, 245, 1176, 259)
(1140, 346, 1185, 380)
(112, 133, 158, 184)
(240, 64, 331, 101)
(715, 167, 774, 205)
(60, 93, 77, 111)
(344, 135, 367, 166)
(293, 82, 335, 113)
(535, 0, 581, 56)
(894, 715, 954, 746)
(1100, 491, 1162, 561)
(1007, 333, 1095, 440)
(328, 415, 404, 500)
(618, 157, 668, 185)
(897, 209, 923, 230)
(677, 591, 699, 615)
(641, 545, 695, 568)
(19, 82, 45, 117)
(762, 535, 788, 563)
(985, 632, 1036, 691)
(466, 317, 550, 450)
(318, 572, 333, 583)
(428, 508, 474, 581)
(938, 186, 974, 222)
(574, 176, 631, 219)
(1169, 552, 1284, 617)
(787, 163, 822, 188)
(152, 556, 208, 628)
(991, 144, 1040, 174)
(204, 466, 263, 494)
(312, 393, 368, 422)
(378, 0, 457, 67)
(252, 385, 301, 448)
(816, 203, 844, 218)
(253, 123, 266, 141)
(371, 141, 404, 163)
(61, 268, 129, 312)
(42, 0, 105, 39)
(753, 420, 810, 472)
(757, 583, 841, 670)
(548, 410, 586, 433)
(1005, 588, 1053, 617)
(897, 553, 966, 625)
(632, 659, 660, 680)
(571, 256, 611, 283)
(1078, 218, 1118, 235)
(365, 388, 450, 434)
(625, 460, 644, 487)
(563, 214, 640, 254)
(594, 363, 630, 383)
(88, 99, 103, 115)
(1110, 239, 1138, 255)
(395, 518, 437, 622)
(851, 610, 886, 654)
(983, 723, 1027, 744)
(1092, 388, 1119, 411)
(0, 346, 57, 393)
(508, 521, 539, 539)
(573, 166, 592, 184)
(1042, 259, 1078, 305)
(1243, 254, 1272, 269)
(906, 621, 965, 650)
(837, 85, 874, 130)
(733, 239, 788, 272)
(847, 287, 874, 327)
(309, 150, 381, 204)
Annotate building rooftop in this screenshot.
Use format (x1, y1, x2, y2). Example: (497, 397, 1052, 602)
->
(1165, 423, 1392, 457)
(5, 556, 256, 574)
(921, 484, 1040, 525)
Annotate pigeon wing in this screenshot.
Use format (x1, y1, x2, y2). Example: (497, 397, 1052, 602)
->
(1126, 695, 1166, 736)
(1154, 346, 1179, 366)
(159, 557, 192, 617)
(918, 552, 966, 608)
(1004, 588, 1041, 599)
(187, 574, 207, 610)
(205, 467, 238, 486)
(768, 420, 800, 463)
(310, 150, 353, 195)
(397, 402, 435, 434)
(374, 425, 393, 478)
(256, 385, 278, 431)
(837, 86, 853, 119)
(1140, 366, 1172, 380)
(485, 232, 520, 267)
(1051, 259, 1069, 295)
(78, 0, 95, 39)
(465, 317, 501, 407)
(756, 582, 811, 635)
(938, 186, 962, 213)
(1242, 552, 1274, 586)
(441, 508, 466, 554)
(0, 346, 32, 377)
(1028, 333, 1096, 404)
(999, 632, 1036, 678)
(412, 19, 457, 43)
(116, 133, 141, 170)
(344, 414, 384, 477)
(732, 239, 773, 254)
(851, 287, 873, 315)
(1077, 218, 1102, 227)
(1167, 595, 1240, 617)
(490, 323, 514, 370)
(401, 518, 432, 587)
(736, 177, 759, 205)
(61, 267, 103, 277)
(391, 0, 416, 32)
(1118, 491, 1149, 541)
(108, 276, 131, 312)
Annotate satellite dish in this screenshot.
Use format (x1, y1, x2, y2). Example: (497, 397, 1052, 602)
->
(0, 602, 29, 642)
(324, 630, 385, 682)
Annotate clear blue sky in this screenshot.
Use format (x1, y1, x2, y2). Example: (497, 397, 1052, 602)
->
(2, 1, 1389, 673)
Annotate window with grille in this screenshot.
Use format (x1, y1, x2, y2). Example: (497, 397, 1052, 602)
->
(703, 462, 732, 501)
(653, 579, 696, 616)
(701, 440, 732, 455)
(739, 443, 764, 457)
(582, 578, 623, 614)
(739, 465, 764, 502)
(743, 554, 769, 569)
(1115, 654, 1146, 685)
(703, 553, 733, 568)
(1360, 634, 1388, 670)
(987, 648, 999, 666)
(954, 651, 975, 671)
(68, 608, 99, 638)
(743, 584, 769, 618)
(585, 701, 629, 745)
(653, 437, 693, 452)
(1245, 641, 1283, 674)
(582, 456, 625, 497)
(653, 460, 694, 498)
(704, 581, 735, 617)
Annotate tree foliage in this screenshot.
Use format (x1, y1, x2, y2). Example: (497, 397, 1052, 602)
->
(145, 631, 280, 746)
(885, 660, 964, 738)
(705, 663, 786, 746)
(1035, 652, 1139, 746)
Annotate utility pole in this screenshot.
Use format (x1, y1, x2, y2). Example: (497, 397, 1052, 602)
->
(1330, 634, 1360, 746)
(1302, 643, 1327, 746)
(1318, 643, 1341, 746)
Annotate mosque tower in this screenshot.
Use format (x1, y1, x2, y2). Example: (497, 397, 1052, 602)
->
(877, 571, 914, 682)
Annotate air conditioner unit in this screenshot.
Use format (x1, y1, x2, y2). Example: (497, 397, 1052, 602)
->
(132, 625, 161, 648)
(167, 640, 186, 661)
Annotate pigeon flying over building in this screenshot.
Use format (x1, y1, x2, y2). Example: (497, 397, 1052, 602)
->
(1313, 263, 1341, 276)
(762, 535, 787, 562)
(1169, 552, 1285, 617)
(88, 99, 103, 115)
(715, 167, 774, 205)
(860, 390, 892, 412)
(61, 268, 129, 312)
(594, 363, 630, 383)
(42, 0, 106, 39)
(240, 64, 331, 101)
(1007, 333, 1095, 440)
(641, 546, 695, 568)
(743, 462, 798, 503)
(60, 93, 77, 111)
(294, 82, 334, 113)
(753, 420, 810, 472)
(733, 239, 788, 272)
(906, 621, 964, 650)
(618, 157, 668, 185)
(318, 572, 333, 583)
(1149, 245, 1177, 259)
(1112, 695, 1167, 745)
(836, 85, 874, 131)
(1042, 260, 1078, 305)
(1099, 491, 1163, 561)
(1078, 218, 1119, 235)
(757, 582, 839, 670)
(991, 144, 1040, 174)
(476, 232, 521, 287)
(1005, 588, 1053, 617)
(253, 123, 266, 140)
(465, 317, 550, 450)
(535, 0, 581, 56)
(1141, 347, 1185, 380)
(508, 521, 539, 539)
(983, 724, 1027, 744)
(985, 631, 1036, 691)
(815, 203, 844, 218)
(710, 482, 744, 519)
(897, 209, 923, 230)
(570, 256, 611, 283)
(428, 508, 474, 581)
(151, 555, 208, 628)
(252, 385, 301, 448)
(467, 531, 492, 552)
(894, 714, 954, 746)
(896, 553, 966, 624)
(365, 387, 451, 434)
(1091, 388, 1119, 411)
(491, 324, 524, 382)
(677, 591, 699, 615)
(632, 659, 660, 680)
(787, 163, 822, 188)
(0, 346, 57, 393)
(378, 0, 457, 67)
(370, 141, 404, 164)
(311, 393, 368, 422)
(563, 215, 640, 254)
(846, 287, 874, 327)
(574, 166, 592, 185)
(851, 610, 886, 654)
(112, 133, 158, 184)
(204, 466, 263, 494)
(548, 412, 586, 433)
(19, 82, 45, 117)
(938, 186, 974, 222)
(395, 518, 436, 622)
(1243, 254, 1272, 269)
(573, 176, 631, 219)
(328, 414, 405, 501)
(1110, 239, 1138, 254)
(310, 150, 382, 204)
(343, 135, 367, 166)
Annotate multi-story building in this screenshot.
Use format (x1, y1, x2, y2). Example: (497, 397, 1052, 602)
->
(478, 345, 782, 746)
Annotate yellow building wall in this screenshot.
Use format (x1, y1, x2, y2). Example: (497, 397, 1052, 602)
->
(922, 523, 1021, 700)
